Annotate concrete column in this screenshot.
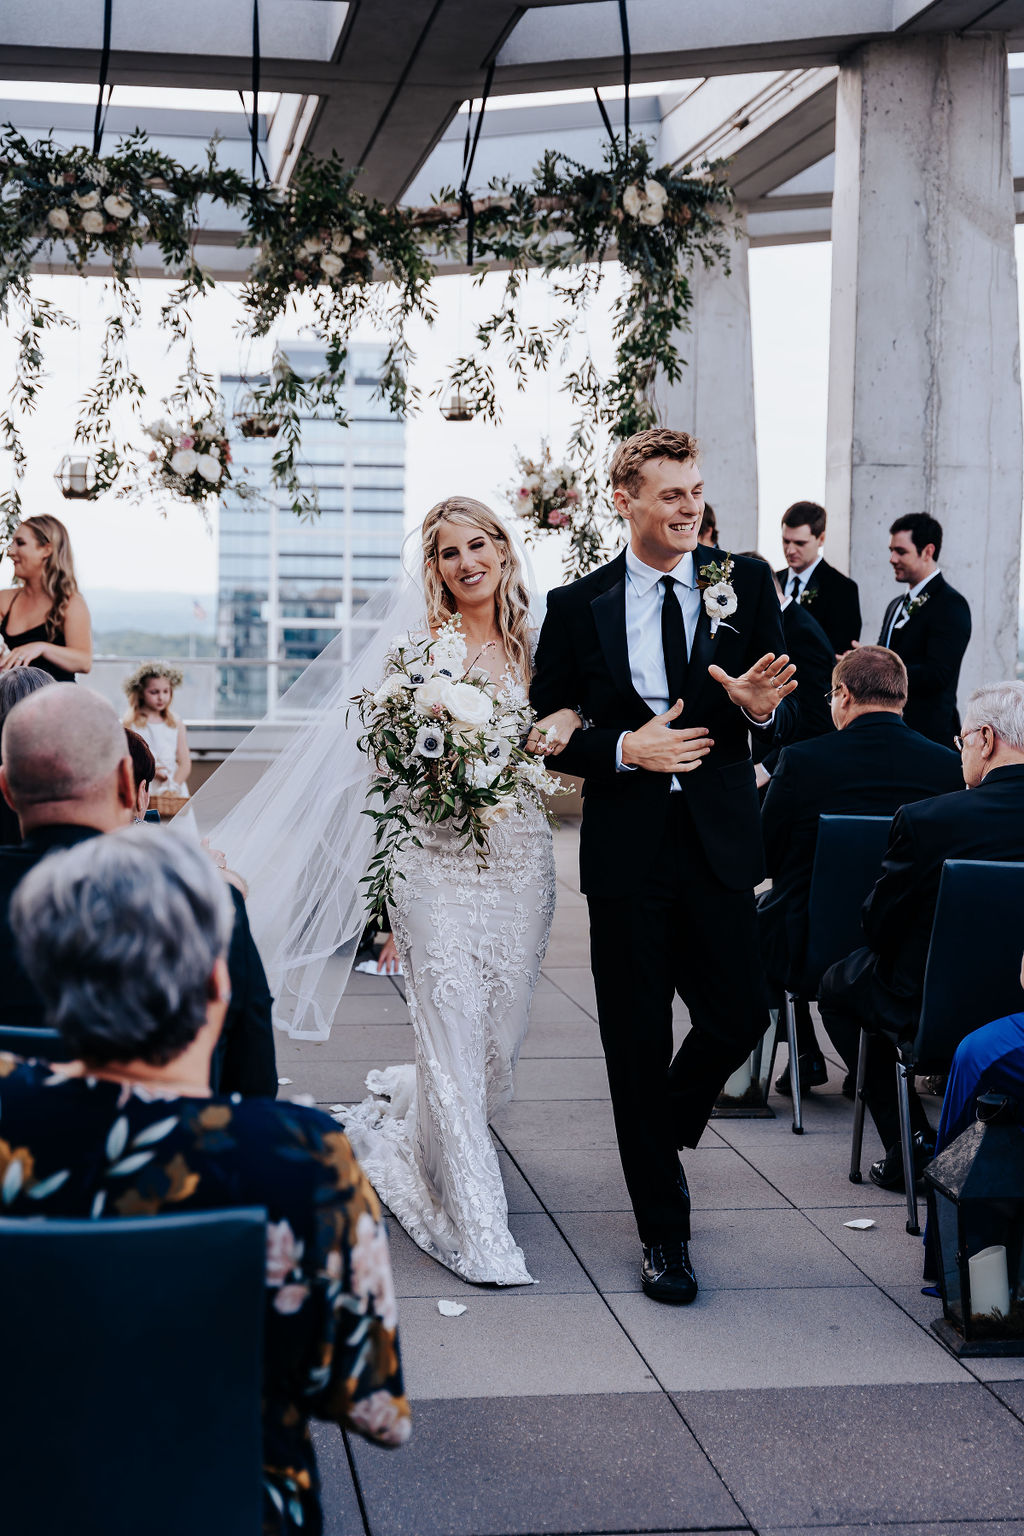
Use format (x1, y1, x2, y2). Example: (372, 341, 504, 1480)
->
(657, 211, 759, 552)
(825, 33, 1022, 695)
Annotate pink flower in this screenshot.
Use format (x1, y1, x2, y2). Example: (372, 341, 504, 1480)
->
(517, 487, 531, 500)
(266, 1219, 304, 1286)
(564, 488, 579, 502)
(547, 509, 571, 528)
(179, 435, 194, 451)
(273, 1283, 310, 1315)
(148, 449, 159, 462)
(351, 1211, 399, 1330)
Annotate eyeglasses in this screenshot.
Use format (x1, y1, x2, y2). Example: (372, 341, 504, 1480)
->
(954, 727, 985, 753)
(824, 688, 840, 703)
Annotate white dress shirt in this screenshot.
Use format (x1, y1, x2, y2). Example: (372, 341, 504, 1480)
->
(885, 567, 941, 645)
(784, 553, 822, 602)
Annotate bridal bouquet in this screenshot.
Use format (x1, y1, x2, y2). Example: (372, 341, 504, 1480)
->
(354, 618, 564, 921)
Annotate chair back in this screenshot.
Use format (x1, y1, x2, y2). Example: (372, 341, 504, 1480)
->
(0, 1024, 72, 1061)
(804, 814, 894, 985)
(0, 1208, 266, 1536)
(910, 859, 1024, 1070)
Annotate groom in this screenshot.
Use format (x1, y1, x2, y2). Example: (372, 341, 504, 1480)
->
(530, 428, 797, 1304)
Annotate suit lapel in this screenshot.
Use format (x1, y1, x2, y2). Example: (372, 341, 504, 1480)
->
(590, 552, 653, 719)
(683, 596, 715, 703)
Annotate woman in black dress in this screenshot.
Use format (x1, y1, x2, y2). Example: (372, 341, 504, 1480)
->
(0, 514, 92, 680)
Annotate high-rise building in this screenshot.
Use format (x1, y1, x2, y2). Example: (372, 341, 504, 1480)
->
(217, 342, 405, 717)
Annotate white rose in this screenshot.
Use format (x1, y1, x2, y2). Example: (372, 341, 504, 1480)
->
(639, 203, 665, 226)
(331, 232, 352, 254)
(479, 801, 509, 827)
(440, 679, 492, 729)
(644, 178, 668, 206)
(320, 252, 344, 277)
(47, 207, 69, 231)
(170, 448, 198, 477)
(80, 209, 105, 233)
(468, 758, 501, 789)
(73, 189, 100, 209)
(103, 194, 133, 219)
(208, 445, 220, 459)
(372, 672, 410, 705)
(298, 240, 321, 261)
(414, 676, 449, 713)
(352, 225, 367, 241)
(196, 453, 221, 483)
(622, 183, 644, 218)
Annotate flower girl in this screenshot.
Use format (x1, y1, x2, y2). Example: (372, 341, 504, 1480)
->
(122, 662, 191, 809)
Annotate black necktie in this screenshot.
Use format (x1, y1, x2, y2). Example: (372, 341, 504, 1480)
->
(661, 576, 687, 723)
(788, 573, 799, 600)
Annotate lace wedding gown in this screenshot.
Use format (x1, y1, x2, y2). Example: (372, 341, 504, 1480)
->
(342, 666, 556, 1285)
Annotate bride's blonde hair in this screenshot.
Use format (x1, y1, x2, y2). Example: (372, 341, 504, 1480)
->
(421, 498, 533, 685)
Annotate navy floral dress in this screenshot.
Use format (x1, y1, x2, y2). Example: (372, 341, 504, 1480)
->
(0, 1056, 411, 1534)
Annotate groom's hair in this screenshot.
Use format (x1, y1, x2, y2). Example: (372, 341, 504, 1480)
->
(610, 428, 699, 497)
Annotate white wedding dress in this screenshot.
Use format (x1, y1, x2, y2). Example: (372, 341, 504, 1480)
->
(342, 663, 556, 1285)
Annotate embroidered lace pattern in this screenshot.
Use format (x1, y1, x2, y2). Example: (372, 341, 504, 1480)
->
(342, 663, 556, 1285)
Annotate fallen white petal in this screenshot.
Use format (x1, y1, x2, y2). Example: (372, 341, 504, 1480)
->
(330, 1104, 346, 1113)
(844, 1218, 876, 1230)
(438, 1299, 467, 1317)
(277, 1077, 293, 1085)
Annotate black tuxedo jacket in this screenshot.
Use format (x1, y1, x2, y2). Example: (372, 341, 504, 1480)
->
(776, 557, 862, 655)
(531, 548, 796, 897)
(0, 823, 278, 1097)
(878, 572, 971, 747)
(758, 712, 963, 993)
(827, 762, 1024, 1035)
(756, 599, 835, 773)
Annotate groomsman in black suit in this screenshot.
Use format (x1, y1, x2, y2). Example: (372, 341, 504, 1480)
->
(758, 647, 962, 1093)
(530, 428, 797, 1305)
(877, 513, 971, 749)
(745, 552, 834, 780)
(777, 501, 862, 657)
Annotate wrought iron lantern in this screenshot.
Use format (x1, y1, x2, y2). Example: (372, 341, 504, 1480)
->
(439, 388, 473, 422)
(924, 1092, 1024, 1357)
(233, 389, 281, 439)
(53, 454, 101, 500)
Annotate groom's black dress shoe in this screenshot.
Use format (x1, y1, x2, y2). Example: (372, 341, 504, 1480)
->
(640, 1241, 698, 1305)
(774, 1053, 829, 1097)
(868, 1131, 935, 1193)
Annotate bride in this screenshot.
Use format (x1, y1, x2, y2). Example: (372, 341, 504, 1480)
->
(186, 497, 577, 1287)
(344, 498, 579, 1286)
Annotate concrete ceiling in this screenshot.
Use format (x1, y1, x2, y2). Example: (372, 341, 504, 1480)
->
(3, 0, 1024, 272)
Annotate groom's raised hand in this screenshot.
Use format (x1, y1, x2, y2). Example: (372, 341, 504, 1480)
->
(707, 652, 797, 723)
(620, 701, 713, 774)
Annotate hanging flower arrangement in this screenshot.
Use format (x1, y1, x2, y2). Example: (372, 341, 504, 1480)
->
(141, 410, 237, 508)
(509, 444, 579, 540)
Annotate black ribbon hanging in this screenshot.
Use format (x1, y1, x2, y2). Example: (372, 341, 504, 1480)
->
(239, 0, 272, 186)
(618, 0, 632, 154)
(592, 86, 615, 144)
(92, 0, 114, 158)
(458, 59, 495, 269)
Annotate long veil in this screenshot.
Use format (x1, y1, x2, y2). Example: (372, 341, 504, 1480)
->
(182, 518, 546, 1042)
(181, 533, 428, 1041)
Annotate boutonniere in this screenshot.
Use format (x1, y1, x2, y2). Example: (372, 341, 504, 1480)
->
(698, 554, 739, 637)
(795, 584, 817, 607)
(896, 591, 929, 628)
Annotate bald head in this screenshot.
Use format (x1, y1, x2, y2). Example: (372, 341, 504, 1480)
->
(1, 686, 133, 829)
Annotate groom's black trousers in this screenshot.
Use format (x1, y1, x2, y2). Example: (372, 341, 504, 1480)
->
(586, 793, 770, 1245)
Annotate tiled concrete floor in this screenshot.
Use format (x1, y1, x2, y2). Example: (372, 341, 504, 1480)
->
(278, 824, 1024, 1536)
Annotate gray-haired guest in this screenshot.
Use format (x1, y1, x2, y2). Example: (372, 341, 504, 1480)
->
(0, 666, 54, 844)
(0, 827, 410, 1533)
(0, 684, 276, 1096)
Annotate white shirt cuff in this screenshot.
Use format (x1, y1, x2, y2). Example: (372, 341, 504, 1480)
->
(743, 706, 776, 728)
(615, 731, 638, 771)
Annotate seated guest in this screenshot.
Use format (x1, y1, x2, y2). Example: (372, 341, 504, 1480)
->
(819, 681, 1024, 1190)
(744, 551, 835, 782)
(125, 727, 155, 821)
(934, 957, 1024, 1157)
(0, 685, 277, 1097)
(760, 647, 962, 1094)
(0, 667, 54, 844)
(2, 828, 410, 1529)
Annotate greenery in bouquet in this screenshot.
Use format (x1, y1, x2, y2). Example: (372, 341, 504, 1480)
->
(354, 618, 565, 923)
(509, 442, 580, 542)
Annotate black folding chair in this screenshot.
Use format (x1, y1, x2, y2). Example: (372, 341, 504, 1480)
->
(850, 859, 1024, 1236)
(771, 814, 893, 1134)
(0, 1209, 266, 1536)
(0, 1025, 71, 1061)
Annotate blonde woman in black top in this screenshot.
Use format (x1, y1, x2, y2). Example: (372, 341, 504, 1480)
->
(0, 515, 92, 680)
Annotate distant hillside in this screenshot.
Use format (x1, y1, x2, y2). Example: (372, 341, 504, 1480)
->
(93, 630, 218, 659)
(85, 589, 216, 635)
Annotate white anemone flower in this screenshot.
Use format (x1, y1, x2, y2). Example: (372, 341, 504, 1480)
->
(413, 724, 445, 759)
(703, 581, 738, 621)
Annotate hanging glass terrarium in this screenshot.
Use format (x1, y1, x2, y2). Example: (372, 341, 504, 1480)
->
(233, 389, 281, 439)
(439, 388, 473, 423)
(53, 454, 102, 500)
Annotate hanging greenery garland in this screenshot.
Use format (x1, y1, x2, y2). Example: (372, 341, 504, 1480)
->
(0, 123, 732, 572)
